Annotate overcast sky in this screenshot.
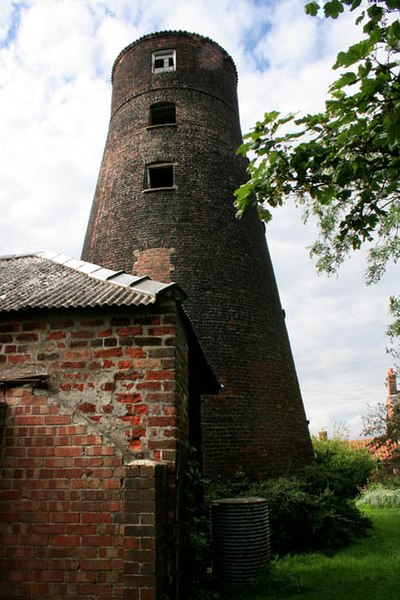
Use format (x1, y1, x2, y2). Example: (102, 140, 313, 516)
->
(0, 0, 397, 439)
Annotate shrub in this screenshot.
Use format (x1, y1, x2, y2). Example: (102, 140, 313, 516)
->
(208, 475, 371, 556)
(304, 436, 375, 499)
(181, 453, 213, 597)
(207, 437, 374, 556)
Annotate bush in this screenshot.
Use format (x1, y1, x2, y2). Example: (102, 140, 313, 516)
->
(304, 436, 375, 499)
(207, 437, 375, 556)
(208, 476, 371, 556)
(181, 453, 213, 597)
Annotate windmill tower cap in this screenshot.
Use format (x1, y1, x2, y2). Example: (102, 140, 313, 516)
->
(111, 30, 238, 84)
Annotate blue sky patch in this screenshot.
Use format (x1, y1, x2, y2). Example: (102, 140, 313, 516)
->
(0, 2, 28, 49)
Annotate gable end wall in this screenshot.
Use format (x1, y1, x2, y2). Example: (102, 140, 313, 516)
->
(0, 302, 188, 599)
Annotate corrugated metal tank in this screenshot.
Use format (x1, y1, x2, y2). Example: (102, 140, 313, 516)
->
(211, 497, 270, 584)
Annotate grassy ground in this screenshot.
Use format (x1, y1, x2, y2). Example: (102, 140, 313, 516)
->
(219, 507, 400, 600)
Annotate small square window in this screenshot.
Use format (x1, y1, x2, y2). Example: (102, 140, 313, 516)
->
(152, 50, 176, 74)
(146, 164, 174, 189)
(150, 102, 176, 126)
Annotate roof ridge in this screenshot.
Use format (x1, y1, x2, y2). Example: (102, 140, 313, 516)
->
(35, 251, 178, 296)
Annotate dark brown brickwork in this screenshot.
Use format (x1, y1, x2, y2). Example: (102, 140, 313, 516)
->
(0, 304, 187, 599)
(81, 31, 312, 479)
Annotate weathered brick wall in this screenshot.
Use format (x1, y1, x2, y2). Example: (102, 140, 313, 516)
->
(123, 462, 169, 600)
(110, 32, 239, 120)
(0, 302, 188, 599)
(0, 302, 187, 461)
(0, 385, 126, 599)
(134, 248, 176, 284)
(81, 31, 313, 480)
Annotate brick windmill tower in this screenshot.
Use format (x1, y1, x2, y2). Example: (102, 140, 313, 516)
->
(82, 31, 312, 479)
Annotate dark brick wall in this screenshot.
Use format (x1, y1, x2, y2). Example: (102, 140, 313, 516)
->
(81, 31, 313, 479)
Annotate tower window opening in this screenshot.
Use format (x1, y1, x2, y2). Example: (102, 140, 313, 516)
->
(152, 50, 176, 73)
(146, 164, 174, 189)
(150, 102, 176, 126)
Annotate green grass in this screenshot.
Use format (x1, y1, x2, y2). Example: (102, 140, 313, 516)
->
(219, 508, 400, 600)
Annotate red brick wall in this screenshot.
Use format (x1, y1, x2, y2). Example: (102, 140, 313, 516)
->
(133, 248, 175, 284)
(0, 301, 188, 462)
(0, 301, 188, 599)
(0, 386, 126, 599)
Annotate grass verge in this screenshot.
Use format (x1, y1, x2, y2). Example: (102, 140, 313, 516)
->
(218, 507, 400, 600)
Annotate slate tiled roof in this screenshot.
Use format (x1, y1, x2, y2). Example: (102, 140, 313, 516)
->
(0, 251, 184, 313)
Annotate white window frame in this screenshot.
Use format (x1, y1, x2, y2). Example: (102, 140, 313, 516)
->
(152, 50, 176, 74)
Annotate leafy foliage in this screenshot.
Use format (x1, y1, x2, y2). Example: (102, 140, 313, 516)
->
(181, 453, 215, 599)
(304, 436, 375, 498)
(235, 0, 400, 352)
(208, 438, 374, 556)
(387, 296, 400, 370)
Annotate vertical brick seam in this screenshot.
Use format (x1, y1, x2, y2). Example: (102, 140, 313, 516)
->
(123, 463, 169, 600)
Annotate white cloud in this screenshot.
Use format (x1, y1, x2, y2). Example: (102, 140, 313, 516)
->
(0, 0, 397, 440)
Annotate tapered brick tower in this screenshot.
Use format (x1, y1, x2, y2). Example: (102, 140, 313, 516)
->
(82, 31, 312, 479)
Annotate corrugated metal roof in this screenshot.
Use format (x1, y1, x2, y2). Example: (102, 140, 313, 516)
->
(0, 251, 184, 313)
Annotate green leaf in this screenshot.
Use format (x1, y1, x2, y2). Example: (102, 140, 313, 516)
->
(334, 39, 375, 68)
(387, 121, 400, 148)
(331, 71, 358, 89)
(360, 76, 383, 96)
(355, 10, 365, 26)
(366, 4, 384, 23)
(324, 0, 345, 18)
(305, 1, 320, 16)
(387, 20, 400, 48)
(263, 110, 281, 124)
(358, 59, 372, 78)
